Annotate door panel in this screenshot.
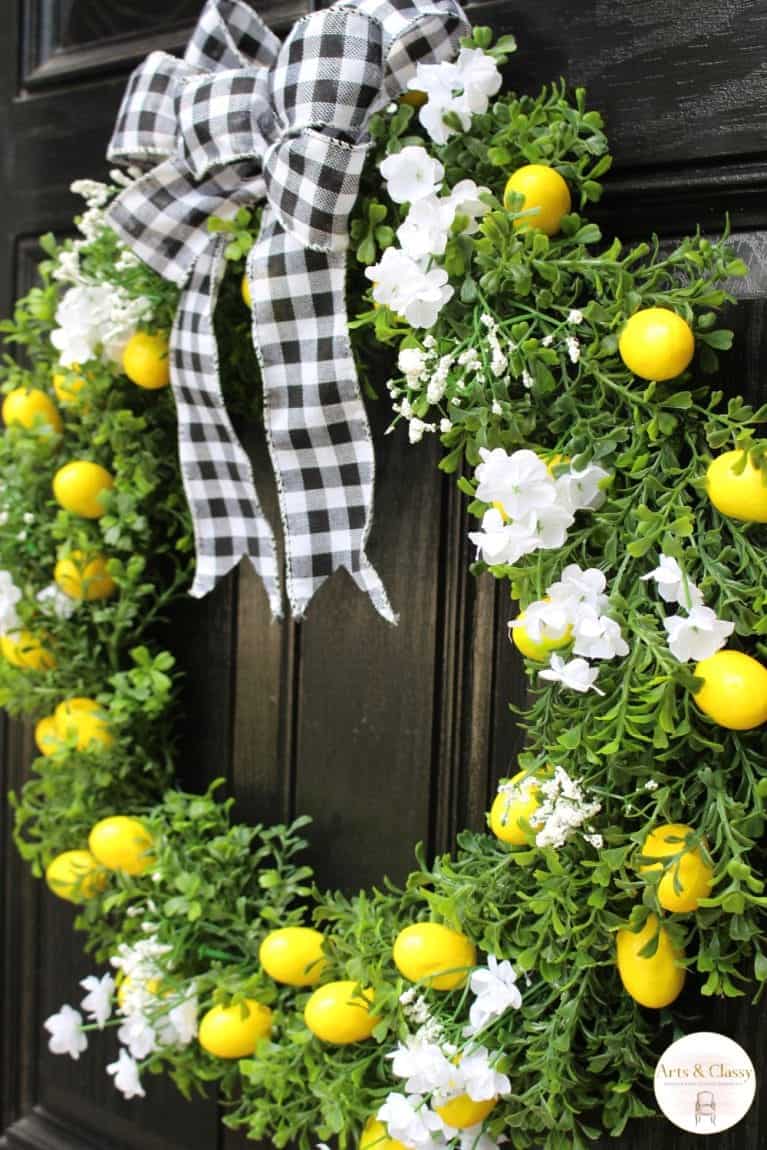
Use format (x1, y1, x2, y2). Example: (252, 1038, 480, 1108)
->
(2, 2, 766, 1149)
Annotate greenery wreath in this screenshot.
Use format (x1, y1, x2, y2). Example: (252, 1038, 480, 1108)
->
(2, 23, 765, 1150)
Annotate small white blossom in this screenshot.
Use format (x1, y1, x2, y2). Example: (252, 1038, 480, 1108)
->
(399, 347, 428, 384)
(409, 49, 501, 145)
(567, 309, 584, 325)
(158, 991, 199, 1048)
(389, 1036, 455, 1095)
(572, 613, 629, 661)
(554, 463, 610, 513)
(446, 179, 491, 234)
(468, 508, 541, 566)
(377, 1093, 447, 1148)
(0, 570, 22, 635)
(71, 179, 111, 208)
(534, 502, 575, 550)
(440, 418, 452, 433)
(465, 956, 522, 1036)
(380, 146, 445, 204)
(398, 194, 456, 259)
(663, 605, 734, 662)
(566, 336, 581, 364)
(541, 334, 555, 347)
(547, 565, 609, 614)
(539, 654, 604, 695)
(644, 779, 659, 792)
(641, 554, 703, 608)
(37, 583, 77, 620)
(491, 400, 503, 416)
(457, 1046, 511, 1103)
(44, 1005, 88, 1060)
(118, 1013, 158, 1060)
(409, 418, 428, 444)
(530, 766, 602, 850)
(107, 1049, 146, 1100)
(521, 369, 533, 388)
(80, 973, 115, 1029)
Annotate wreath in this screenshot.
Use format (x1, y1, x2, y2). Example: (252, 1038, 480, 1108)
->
(1, 4, 765, 1150)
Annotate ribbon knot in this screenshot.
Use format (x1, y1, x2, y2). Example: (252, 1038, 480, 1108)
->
(107, 0, 468, 620)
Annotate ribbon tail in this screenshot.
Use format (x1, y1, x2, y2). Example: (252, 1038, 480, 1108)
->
(248, 215, 396, 624)
(171, 235, 282, 617)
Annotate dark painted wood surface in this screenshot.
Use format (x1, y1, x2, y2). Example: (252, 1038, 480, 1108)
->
(1, 2, 766, 1149)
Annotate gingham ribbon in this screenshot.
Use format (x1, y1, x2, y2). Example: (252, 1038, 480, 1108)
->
(106, 0, 468, 620)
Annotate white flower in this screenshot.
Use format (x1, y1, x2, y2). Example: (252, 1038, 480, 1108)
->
(534, 503, 575, 550)
(107, 1049, 146, 1100)
(118, 1013, 158, 1060)
(521, 369, 533, 388)
(567, 309, 584, 325)
(409, 418, 428, 444)
(566, 336, 581, 364)
(459, 1131, 505, 1150)
(0, 570, 22, 635)
(44, 1005, 88, 1060)
(539, 654, 604, 695)
(509, 599, 571, 645)
(475, 448, 556, 518)
(641, 554, 703, 608)
(380, 146, 445, 204)
(37, 583, 77, 620)
(547, 565, 609, 614)
(377, 1093, 447, 1148)
(541, 334, 554, 347)
(440, 418, 452, 433)
(454, 48, 503, 113)
(530, 766, 603, 850)
(644, 779, 659, 792)
(389, 1036, 455, 1095)
(409, 50, 501, 145)
(158, 991, 199, 1048)
(71, 179, 111, 208)
(446, 179, 491, 234)
(50, 283, 144, 367)
(365, 249, 453, 329)
(398, 195, 456, 259)
(572, 613, 629, 660)
(468, 509, 540, 567)
(457, 1046, 511, 1102)
(465, 956, 522, 1036)
(80, 973, 115, 1029)
(555, 464, 610, 513)
(663, 606, 734, 662)
(399, 346, 428, 384)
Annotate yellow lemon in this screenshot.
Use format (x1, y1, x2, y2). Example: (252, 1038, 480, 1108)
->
(706, 450, 767, 523)
(503, 164, 571, 236)
(434, 1095, 497, 1129)
(693, 649, 767, 731)
(45, 849, 106, 902)
(616, 913, 685, 1009)
(241, 274, 252, 308)
(198, 999, 273, 1059)
(359, 1119, 407, 1150)
(55, 550, 116, 601)
(54, 697, 113, 751)
(53, 460, 114, 519)
(640, 824, 713, 913)
(35, 715, 63, 756)
(510, 599, 572, 661)
(489, 771, 542, 846)
(304, 980, 379, 1044)
(122, 332, 171, 390)
(259, 926, 327, 987)
(53, 371, 87, 407)
(392, 922, 476, 991)
(399, 89, 427, 108)
(88, 816, 154, 875)
(618, 308, 694, 382)
(2, 387, 62, 433)
(1, 630, 56, 670)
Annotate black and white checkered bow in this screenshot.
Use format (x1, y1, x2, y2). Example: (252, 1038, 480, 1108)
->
(106, 0, 468, 620)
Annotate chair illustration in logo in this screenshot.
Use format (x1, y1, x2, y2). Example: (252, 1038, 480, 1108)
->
(695, 1090, 716, 1126)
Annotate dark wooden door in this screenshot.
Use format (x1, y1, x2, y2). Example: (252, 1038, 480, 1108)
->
(1, 3, 766, 1149)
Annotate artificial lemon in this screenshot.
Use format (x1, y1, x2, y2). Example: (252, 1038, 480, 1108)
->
(1, 630, 56, 670)
(53, 371, 87, 407)
(706, 450, 767, 523)
(434, 1095, 497, 1130)
(241, 274, 252, 308)
(640, 824, 713, 913)
(89, 816, 154, 875)
(510, 600, 572, 661)
(489, 771, 542, 846)
(45, 849, 106, 902)
(35, 715, 63, 756)
(694, 650, 767, 731)
(616, 913, 685, 1009)
(392, 922, 476, 990)
(304, 980, 378, 1044)
(359, 1118, 407, 1150)
(198, 999, 272, 1059)
(2, 387, 62, 433)
(259, 926, 327, 987)
(54, 696, 113, 751)
(503, 164, 571, 236)
(399, 89, 427, 108)
(618, 308, 694, 382)
(122, 331, 171, 390)
(53, 460, 114, 519)
(54, 550, 116, 601)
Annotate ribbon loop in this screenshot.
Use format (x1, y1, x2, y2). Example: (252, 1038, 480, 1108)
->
(107, 0, 469, 622)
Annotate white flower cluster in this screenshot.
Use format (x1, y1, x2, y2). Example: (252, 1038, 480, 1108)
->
(36, 582, 78, 620)
(380, 1039, 510, 1149)
(43, 936, 198, 1102)
(468, 449, 609, 567)
(51, 282, 152, 368)
(527, 565, 629, 696)
(0, 570, 22, 635)
(408, 47, 503, 146)
(641, 553, 734, 662)
(526, 765, 603, 851)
